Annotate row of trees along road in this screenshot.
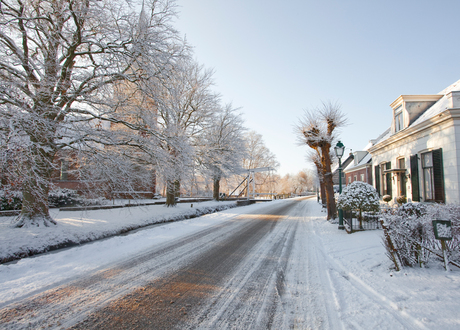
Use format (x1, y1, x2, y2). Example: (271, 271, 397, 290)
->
(0, 0, 251, 228)
(296, 102, 347, 220)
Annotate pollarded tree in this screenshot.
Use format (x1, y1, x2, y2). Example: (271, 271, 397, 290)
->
(308, 150, 326, 206)
(197, 103, 247, 200)
(0, 0, 183, 227)
(297, 101, 347, 220)
(337, 181, 380, 229)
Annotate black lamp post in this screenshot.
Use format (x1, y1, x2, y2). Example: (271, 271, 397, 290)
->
(335, 141, 345, 230)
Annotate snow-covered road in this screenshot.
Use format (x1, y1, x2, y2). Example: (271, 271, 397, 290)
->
(1, 197, 459, 329)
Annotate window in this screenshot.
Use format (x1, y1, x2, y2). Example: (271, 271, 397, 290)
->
(360, 174, 365, 181)
(422, 152, 434, 201)
(395, 106, 403, 132)
(60, 159, 68, 181)
(420, 150, 445, 203)
(348, 177, 351, 184)
(354, 175, 357, 182)
(382, 162, 392, 197)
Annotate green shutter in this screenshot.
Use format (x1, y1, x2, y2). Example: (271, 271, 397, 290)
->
(410, 155, 420, 202)
(385, 162, 392, 197)
(374, 165, 380, 196)
(432, 148, 445, 203)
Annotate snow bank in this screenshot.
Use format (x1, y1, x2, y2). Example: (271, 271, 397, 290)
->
(0, 200, 237, 263)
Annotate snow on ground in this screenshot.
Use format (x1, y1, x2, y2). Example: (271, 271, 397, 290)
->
(1, 198, 459, 328)
(310, 206, 460, 329)
(0, 199, 237, 263)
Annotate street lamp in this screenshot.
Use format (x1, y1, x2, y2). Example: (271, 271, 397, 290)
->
(334, 141, 345, 230)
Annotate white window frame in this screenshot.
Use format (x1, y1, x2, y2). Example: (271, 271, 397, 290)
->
(395, 106, 403, 132)
(421, 152, 434, 201)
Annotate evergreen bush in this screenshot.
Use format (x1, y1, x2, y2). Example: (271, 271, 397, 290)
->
(48, 188, 82, 208)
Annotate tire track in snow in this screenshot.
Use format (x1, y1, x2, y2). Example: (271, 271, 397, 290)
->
(185, 210, 297, 329)
(278, 200, 345, 330)
(0, 216, 259, 329)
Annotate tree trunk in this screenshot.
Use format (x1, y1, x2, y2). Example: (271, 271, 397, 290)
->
(174, 180, 181, 198)
(165, 179, 176, 207)
(213, 177, 220, 201)
(321, 145, 337, 220)
(12, 151, 56, 227)
(314, 162, 327, 208)
(319, 178, 326, 207)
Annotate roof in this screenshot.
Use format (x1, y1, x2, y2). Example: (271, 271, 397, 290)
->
(410, 79, 460, 127)
(371, 79, 460, 149)
(344, 152, 372, 173)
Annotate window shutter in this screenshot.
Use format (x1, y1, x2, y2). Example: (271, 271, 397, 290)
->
(410, 155, 420, 202)
(374, 165, 380, 196)
(385, 162, 392, 197)
(432, 148, 445, 203)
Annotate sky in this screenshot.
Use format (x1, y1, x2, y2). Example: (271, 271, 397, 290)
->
(172, 0, 460, 176)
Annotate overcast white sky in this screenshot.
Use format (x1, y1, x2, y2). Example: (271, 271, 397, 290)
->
(172, 0, 459, 176)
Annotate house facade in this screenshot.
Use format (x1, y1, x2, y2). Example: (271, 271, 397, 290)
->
(368, 79, 460, 204)
(332, 153, 354, 187)
(344, 151, 373, 186)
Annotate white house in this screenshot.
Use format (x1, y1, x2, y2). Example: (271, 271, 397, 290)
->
(368, 79, 460, 204)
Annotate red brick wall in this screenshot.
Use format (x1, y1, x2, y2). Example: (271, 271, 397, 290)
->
(345, 167, 372, 186)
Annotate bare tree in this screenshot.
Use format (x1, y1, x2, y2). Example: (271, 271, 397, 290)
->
(197, 103, 247, 200)
(296, 169, 315, 194)
(152, 58, 218, 206)
(241, 131, 279, 196)
(0, 0, 183, 227)
(297, 101, 347, 220)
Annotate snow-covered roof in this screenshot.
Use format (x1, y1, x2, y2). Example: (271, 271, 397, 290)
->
(410, 78, 460, 127)
(344, 151, 372, 172)
(372, 128, 391, 145)
(375, 79, 460, 148)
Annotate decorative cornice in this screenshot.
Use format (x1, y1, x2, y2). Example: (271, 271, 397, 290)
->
(368, 108, 460, 154)
(389, 94, 443, 109)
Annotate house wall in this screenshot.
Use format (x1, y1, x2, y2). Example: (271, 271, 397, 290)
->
(371, 117, 460, 203)
(344, 167, 372, 185)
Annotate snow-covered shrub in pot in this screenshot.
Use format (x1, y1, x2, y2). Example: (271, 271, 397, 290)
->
(337, 181, 380, 229)
(382, 194, 392, 204)
(396, 195, 407, 205)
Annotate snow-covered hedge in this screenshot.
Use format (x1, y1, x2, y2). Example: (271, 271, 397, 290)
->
(1, 188, 84, 210)
(337, 181, 380, 228)
(380, 203, 460, 269)
(0, 189, 22, 210)
(48, 188, 82, 208)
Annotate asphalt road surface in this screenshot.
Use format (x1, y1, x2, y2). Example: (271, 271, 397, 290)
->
(1, 197, 343, 329)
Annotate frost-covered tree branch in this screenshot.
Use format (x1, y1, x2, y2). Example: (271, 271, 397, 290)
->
(0, 0, 185, 227)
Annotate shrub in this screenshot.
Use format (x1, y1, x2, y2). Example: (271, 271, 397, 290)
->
(396, 195, 407, 205)
(381, 203, 460, 269)
(48, 188, 82, 208)
(337, 181, 380, 229)
(0, 189, 22, 210)
(383, 195, 392, 203)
